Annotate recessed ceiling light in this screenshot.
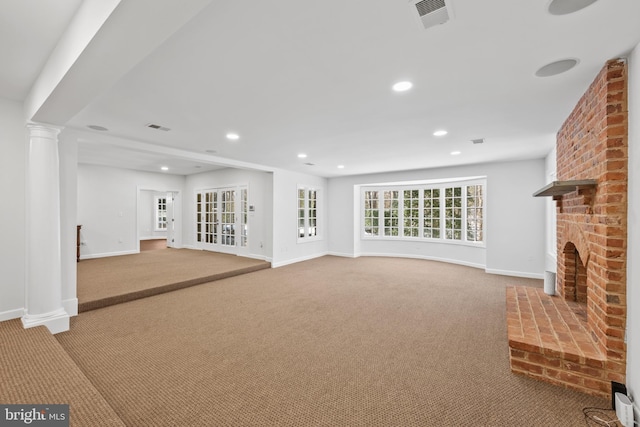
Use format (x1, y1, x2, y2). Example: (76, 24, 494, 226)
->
(161, 166, 169, 171)
(226, 133, 240, 141)
(298, 153, 308, 159)
(433, 130, 448, 137)
(450, 151, 461, 156)
(337, 165, 345, 169)
(392, 81, 413, 92)
(535, 59, 579, 77)
(548, 0, 598, 15)
(87, 125, 108, 131)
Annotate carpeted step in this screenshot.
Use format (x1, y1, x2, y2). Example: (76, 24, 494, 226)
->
(79, 262, 270, 312)
(0, 319, 125, 427)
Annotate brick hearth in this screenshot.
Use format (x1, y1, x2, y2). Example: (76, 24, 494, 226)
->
(506, 287, 626, 398)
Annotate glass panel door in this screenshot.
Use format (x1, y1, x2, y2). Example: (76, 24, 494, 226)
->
(220, 190, 235, 246)
(196, 186, 247, 253)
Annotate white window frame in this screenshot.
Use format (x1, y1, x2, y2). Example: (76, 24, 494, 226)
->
(297, 185, 322, 242)
(360, 178, 485, 247)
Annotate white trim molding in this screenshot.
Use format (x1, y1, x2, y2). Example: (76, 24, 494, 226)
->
(22, 308, 69, 334)
(0, 308, 25, 322)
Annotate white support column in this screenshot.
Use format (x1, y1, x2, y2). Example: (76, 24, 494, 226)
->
(22, 123, 69, 334)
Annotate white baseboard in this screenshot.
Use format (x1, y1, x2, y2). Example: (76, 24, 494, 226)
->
(0, 307, 25, 322)
(271, 252, 329, 268)
(319, 251, 541, 279)
(140, 236, 167, 241)
(80, 249, 138, 260)
(327, 251, 358, 258)
(63, 298, 78, 317)
(244, 253, 269, 262)
(485, 269, 544, 279)
(357, 252, 485, 270)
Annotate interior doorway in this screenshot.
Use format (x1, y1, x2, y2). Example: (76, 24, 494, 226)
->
(137, 188, 181, 252)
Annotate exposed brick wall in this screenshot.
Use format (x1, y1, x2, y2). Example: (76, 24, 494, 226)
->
(556, 59, 628, 365)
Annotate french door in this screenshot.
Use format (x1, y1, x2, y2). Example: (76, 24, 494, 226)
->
(196, 186, 248, 254)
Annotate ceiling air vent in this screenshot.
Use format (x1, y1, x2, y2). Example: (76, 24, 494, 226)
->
(410, 0, 452, 30)
(146, 123, 171, 132)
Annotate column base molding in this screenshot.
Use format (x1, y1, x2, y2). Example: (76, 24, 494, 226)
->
(22, 308, 69, 334)
(63, 298, 78, 317)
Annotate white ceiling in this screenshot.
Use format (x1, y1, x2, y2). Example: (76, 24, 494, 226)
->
(0, 0, 82, 101)
(77, 141, 226, 176)
(4, 0, 640, 177)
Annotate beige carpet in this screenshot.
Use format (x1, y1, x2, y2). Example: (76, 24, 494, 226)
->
(140, 239, 167, 251)
(77, 248, 270, 312)
(0, 319, 125, 427)
(58, 256, 610, 426)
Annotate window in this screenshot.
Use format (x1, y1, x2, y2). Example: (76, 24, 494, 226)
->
(444, 186, 462, 240)
(155, 196, 167, 231)
(361, 179, 485, 245)
(298, 186, 321, 240)
(363, 190, 379, 236)
(403, 189, 420, 237)
(423, 188, 440, 238)
(383, 190, 399, 236)
(466, 185, 483, 242)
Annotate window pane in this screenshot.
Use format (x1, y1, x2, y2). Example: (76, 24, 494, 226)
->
(422, 188, 440, 239)
(307, 189, 317, 235)
(363, 191, 379, 236)
(383, 190, 399, 236)
(444, 187, 462, 240)
(465, 185, 484, 242)
(403, 190, 419, 238)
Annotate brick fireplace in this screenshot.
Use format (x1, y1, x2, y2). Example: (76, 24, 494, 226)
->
(507, 59, 628, 398)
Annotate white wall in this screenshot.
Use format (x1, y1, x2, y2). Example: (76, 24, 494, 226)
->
(77, 164, 185, 258)
(484, 159, 546, 277)
(626, 42, 640, 412)
(184, 167, 273, 261)
(272, 169, 328, 267)
(59, 131, 78, 316)
(544, 148, 558, 273)
(0, 98, 26, 320)
(327, 159, 546, 278)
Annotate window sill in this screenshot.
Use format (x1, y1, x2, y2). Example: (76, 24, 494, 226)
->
(361, 236, 485, 249)
(297, 236, 323, 244)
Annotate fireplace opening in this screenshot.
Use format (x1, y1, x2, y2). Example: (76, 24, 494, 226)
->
(561, 242, 588, 321)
